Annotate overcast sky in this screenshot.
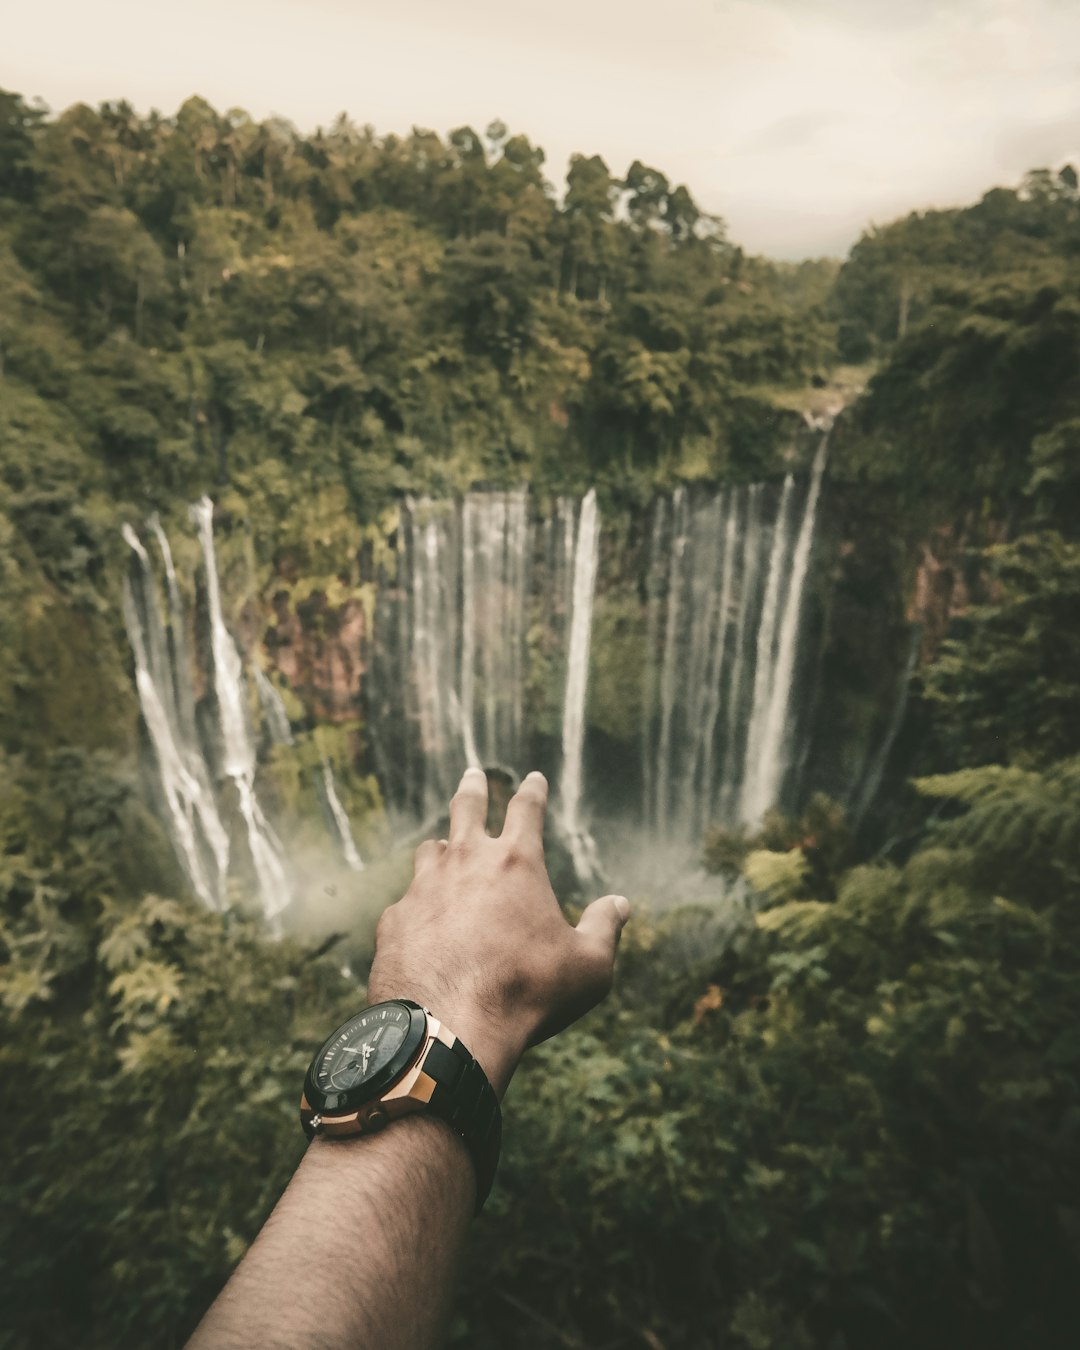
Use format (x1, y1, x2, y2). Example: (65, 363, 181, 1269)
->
(6, 0, 1080, 257)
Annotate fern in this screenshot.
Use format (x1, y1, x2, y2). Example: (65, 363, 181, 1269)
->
(915, 757, 1080, 899)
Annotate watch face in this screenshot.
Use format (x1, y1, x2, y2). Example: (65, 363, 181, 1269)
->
(306, 1001, 424, 1113)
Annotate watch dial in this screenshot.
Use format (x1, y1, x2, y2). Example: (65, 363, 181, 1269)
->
(315, 1004, 413, 1095)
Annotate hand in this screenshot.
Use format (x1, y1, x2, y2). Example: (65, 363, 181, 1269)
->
(367, 767, 631, 1096)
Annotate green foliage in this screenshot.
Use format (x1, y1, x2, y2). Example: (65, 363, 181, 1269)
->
(830, 171, 1080, 515)
(0, 81, 827, 562)
(705, 794, 854, 902)
(455, 761, 1080, 1348)
(587, 584, 646, 743)
(0, 750, 356, 1349)
(925, 532, 1080, 767)
(831, 168, 1080, 357)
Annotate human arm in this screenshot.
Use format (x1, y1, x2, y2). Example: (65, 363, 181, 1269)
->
(185, 767, 630, 1350)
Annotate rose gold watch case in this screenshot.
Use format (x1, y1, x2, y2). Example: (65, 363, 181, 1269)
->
(300, 1014, 457, 1138)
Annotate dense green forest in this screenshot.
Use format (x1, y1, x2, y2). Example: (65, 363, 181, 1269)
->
(2, 87, 1079, 1348)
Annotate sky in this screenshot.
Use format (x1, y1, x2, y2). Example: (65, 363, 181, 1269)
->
(6, 0, 1080, 258)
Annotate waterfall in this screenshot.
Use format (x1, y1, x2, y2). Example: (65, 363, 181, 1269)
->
(381, 491, 532, 820)
(697, 492, 739, 824)
(256, 662, 364, 868)
(122, 525, 231, 911)
(319, 760, 364, 871)
(370, 466, 831, 874)
(739, 437, 828, 824)
(719, 486, 763, 821)
(254, 667, 294, 746)
(642, 439, 829, 837)
(192, 498, 291, 926)
(641, 498, 667, 833)
(459, 496, 480, 770)
(739, 475, 796, 823)
(129, 466, 833, 912)
(654, 489, 688, 837)
(852, 621, 920, 824)
(147, 512, 198, 749)
(373, 488, 605, 879)
(459, 489, 530, 768)
(130, 503, 370, 902)
(558, 489, 602, 882)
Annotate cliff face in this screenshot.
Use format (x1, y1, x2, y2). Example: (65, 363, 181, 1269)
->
(232, 453, 990, 838)
(262, 587, 367, 724)
(907, 519, 1006, 664)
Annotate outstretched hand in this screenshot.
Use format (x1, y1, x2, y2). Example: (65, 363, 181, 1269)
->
(367, 767, 630, 1095)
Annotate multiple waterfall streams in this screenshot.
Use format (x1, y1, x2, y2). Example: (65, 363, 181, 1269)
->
(254, 664, 365, 872)
(122, 520, 231, 914)
(643, 437, 829, 839)
(125, 439, 847, 925)
(123, 499, 362, 930)
(191, 499, 292, 927)
(369, 489, 603, 863)
(370, 447, 829, 864)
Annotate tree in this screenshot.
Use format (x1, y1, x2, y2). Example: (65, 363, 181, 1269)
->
(623, 159, 670, 231)
(0, 87, 45, 201)
(925, 532, 1080, 768)
(562, 153, 619, 299)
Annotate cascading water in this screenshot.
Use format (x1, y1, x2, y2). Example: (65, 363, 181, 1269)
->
(128, 503, 368, 910)
(557, 490, 602, 883)
(125, 505, 301, 927)
(460, 490, 530, 768)
(122, 526, 230, 911)
(131, 452, 835, 915)
(318, 761, 365, 871)
(642, 436, 829, 838)
(192, 498, 291, 927)
(740, 436, 828, 823)
(375, 491, 533, 822)
(851, 621, 920, 825)
(371, 489, 606, 874)
(254, 667, 294, 746)
(253, 663, 363, 870)
(147, 512, 198, 750)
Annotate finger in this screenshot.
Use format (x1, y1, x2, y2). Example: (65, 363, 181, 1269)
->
(575, 894, 631, 965)
(413, 838, 447, 877)
(500, 770, 548, 849)
(448, 767, 489, 844)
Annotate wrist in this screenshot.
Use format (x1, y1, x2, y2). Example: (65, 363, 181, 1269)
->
(433, 1005, 526, 1099)
(365, 981, 525, 1097)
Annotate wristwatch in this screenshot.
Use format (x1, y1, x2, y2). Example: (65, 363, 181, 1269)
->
(300, 998, 502, 1212)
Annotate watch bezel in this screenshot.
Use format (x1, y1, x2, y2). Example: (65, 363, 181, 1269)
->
(303, 999, 427, 1116)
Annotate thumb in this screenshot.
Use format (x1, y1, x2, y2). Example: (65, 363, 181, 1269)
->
(575, 894, 631, 954)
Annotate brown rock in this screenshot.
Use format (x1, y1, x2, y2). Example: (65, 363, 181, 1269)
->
(263, 588, 366, 723)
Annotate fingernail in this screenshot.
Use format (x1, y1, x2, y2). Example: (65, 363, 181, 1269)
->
(525, 770, 546, 783)
(613, 896, 630, 923)
(462, 766, 485, 779)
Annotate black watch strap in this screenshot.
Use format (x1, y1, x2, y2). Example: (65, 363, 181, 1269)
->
(421, 1032, 502, 1213)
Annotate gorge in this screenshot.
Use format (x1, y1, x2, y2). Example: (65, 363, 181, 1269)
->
(122, 429, 865, 927)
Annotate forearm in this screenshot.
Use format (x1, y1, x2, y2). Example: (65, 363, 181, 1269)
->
(187, 1118, 475, 1350)
(186, 767, 628, 1349)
